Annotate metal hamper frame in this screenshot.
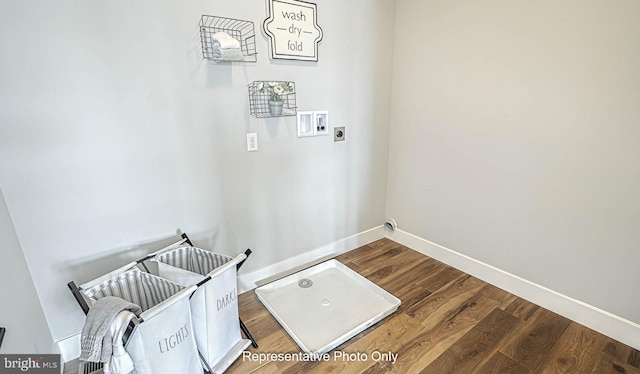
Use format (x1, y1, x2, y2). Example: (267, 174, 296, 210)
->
(67, 233, 258, 373)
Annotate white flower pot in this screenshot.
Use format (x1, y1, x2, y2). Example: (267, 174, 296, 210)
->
(268, 100, 284, 116)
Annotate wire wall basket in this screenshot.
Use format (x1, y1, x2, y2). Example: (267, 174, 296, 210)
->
(248, 81, 297, 118)
(200, 15, 257, 62)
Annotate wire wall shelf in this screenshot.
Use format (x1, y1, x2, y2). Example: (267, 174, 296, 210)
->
(248, 81, 297, 118)
(200, 15, 257, 63)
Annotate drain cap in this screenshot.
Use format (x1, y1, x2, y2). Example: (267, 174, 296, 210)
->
(298, 279, 313, 288)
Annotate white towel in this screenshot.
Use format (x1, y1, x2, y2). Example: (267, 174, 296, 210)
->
(103, 311, 135, 374)
(211, 32, 241, 49)
(212, 48, 244, 61)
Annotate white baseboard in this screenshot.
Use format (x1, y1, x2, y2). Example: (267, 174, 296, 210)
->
(386, 228, 640, 351)
(57, 226, 386, 361)
(237, 226, 385, 293)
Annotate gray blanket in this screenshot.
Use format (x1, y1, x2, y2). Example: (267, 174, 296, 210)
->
(79, 296, 142, 363)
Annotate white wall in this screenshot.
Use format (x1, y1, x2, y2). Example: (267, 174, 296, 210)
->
(387, 0, 640, 324)
(0, 0, 395, 341)
(0, 189, 53, 353)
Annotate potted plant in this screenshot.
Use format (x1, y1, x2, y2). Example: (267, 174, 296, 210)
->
(258, 81, 294, 116)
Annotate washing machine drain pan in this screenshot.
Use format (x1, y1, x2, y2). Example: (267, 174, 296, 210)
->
(255, 259, 401, 354)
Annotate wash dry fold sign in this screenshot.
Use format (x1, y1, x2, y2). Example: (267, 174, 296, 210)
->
(264, 0, 323, 61)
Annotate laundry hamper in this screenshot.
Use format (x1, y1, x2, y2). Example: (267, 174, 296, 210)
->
(75, 262, 203, 374)
(150, 244, 251, 374)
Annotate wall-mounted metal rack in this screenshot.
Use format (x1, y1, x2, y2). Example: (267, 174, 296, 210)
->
(248, 81, 297, 118)
(200, 15, 257, 63)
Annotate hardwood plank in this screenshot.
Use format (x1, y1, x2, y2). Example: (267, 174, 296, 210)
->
(335, 239, 403, 268)
(352, 244, 406, 271)
(500, 307, 572, 371)
(374, 257, 440, 298)
(365, 238, 400, 252)
(387, 281, 511, 372)
(241, 307, 286, 343)
(422, 308, 520, 373)
(536, 322, 608, 373)
(336, 240, 407, 268)
(362, 362, 393, 373)
(603, 338, 640, 369)
(238, 291, 269, 322)
(358, 249, 426, 284)
(504, 297, 539, 321)
(414, 262, 465, 293)
(478, 283, 518, 310)
(405, 274, 486, 324)
(478, 352, 531, 374)
(591, 352, 640, 374)
(394, 285, 432, 315)
(248, 361, 282, 374)
(281, 312, 422, 374)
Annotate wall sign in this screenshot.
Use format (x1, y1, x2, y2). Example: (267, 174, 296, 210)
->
(263, 0, 323, 61)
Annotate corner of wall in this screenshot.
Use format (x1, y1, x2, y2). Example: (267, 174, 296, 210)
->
(0, 189, 54, 354)
(385, 228, 640, 351)
(238, 226, 385, 293)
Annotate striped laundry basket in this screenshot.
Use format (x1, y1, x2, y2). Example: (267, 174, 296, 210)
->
(151, 245, 250, 374)
(79, 263, 203, 374)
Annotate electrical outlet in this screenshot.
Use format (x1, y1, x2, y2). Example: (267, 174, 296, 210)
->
(247, 133, 258, 151)
(334, 127, 345, 142)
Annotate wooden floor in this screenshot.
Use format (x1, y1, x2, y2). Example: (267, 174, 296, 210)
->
(63, 238, 639, 374)
(228, 239, 640, 374)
